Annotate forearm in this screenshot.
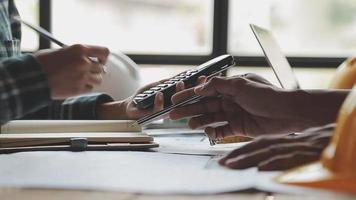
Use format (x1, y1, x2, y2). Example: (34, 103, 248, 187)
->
(96, 100, 128, 120)
(290, 89, 349, 130)
(0, 55, 51, 125)
(22, 93, 114, 120)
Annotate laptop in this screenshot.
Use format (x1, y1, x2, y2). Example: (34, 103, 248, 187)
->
(250, 24, 300, 89)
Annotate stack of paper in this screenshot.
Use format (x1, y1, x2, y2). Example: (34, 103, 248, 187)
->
(0, 151, 324, 195)
(0, 120, 158, 153)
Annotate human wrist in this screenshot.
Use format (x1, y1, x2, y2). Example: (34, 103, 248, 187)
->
(290, 89, 349, 129)
(97, 100, 128, 120)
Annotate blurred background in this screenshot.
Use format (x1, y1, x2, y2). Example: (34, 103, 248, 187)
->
(15, 0, 356, 88)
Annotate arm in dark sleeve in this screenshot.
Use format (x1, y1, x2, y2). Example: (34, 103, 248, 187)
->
(0, 52, 114, 122)
(0, 54, 51, 125)
(22, 93, 114, 120)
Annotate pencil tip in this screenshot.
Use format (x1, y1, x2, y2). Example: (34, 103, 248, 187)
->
(130, 121, 140, 128)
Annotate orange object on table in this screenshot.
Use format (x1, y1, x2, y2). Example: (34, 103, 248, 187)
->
(276, 86, 356, 193)
(217, 135, 254, 144)
(329, 57, 356, 89)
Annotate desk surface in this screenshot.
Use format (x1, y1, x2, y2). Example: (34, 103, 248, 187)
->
(1, 129, 355, 199)
(1, 188, 356, 200)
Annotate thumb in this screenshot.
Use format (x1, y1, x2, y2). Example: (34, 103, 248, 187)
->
(194, 76, 243, 97)
(84, 45, 110, 64)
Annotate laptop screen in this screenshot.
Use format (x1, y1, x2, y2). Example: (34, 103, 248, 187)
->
(250, 24, 300, 89)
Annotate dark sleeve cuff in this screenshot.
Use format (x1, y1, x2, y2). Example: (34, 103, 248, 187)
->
(50, 93, 114, 120)
(0, 54, 51, 124)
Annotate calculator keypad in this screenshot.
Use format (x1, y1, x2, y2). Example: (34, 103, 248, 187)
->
(133, 71, 194, 106)
(133, 55, 234, 109)
(143, 90, 155, 94)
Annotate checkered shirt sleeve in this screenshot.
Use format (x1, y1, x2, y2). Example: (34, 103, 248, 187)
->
(0, 0, 114, 125)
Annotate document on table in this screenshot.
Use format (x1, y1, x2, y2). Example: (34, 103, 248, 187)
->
(154, 135, 249, 156)
(0, 151, 323, 195)
(146, 128, 249, 156)
(0, 128, 326, 195)
(0, 151, 252, 194)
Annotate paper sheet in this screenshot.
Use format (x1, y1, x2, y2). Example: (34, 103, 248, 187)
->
(154, 135, 249, 156)
(0, 151, 325, 195)
(0, 151, 255, 194)
(0, 128, 328, 195)
(147, 128, 249, 156)
(145, 128, 206, 137)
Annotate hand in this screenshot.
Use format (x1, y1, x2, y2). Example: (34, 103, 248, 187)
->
(170, 73, 346, 139)
(170, 74, 301, 138)
(113, 76, 207, 120)
(96, 79, 186, 120)
(219, 124, 334, 171)
(34, 44, 110, 99)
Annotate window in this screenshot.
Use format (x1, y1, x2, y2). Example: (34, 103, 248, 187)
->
(14, 0, 356, 67)
(228, 0, 356, 57)
(51, 0, 213, 55)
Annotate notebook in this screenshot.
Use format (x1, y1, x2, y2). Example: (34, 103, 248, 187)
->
(0, 120, 158, 153)
(1, 120, 141, 133)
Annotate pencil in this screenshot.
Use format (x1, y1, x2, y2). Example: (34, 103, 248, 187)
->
(216, 135, 254, 144)
(15, 16, 108, 73)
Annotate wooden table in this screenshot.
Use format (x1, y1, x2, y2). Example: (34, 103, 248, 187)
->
(1, 188, 355, 200)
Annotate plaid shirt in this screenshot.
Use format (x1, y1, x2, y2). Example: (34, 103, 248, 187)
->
(0, 0, 113, 125)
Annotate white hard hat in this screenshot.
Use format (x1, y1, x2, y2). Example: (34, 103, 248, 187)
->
(93, 52, 141, 100)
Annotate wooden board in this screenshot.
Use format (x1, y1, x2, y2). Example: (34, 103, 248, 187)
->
(1, 120, 141, 133)
(0, 132, 153, 148)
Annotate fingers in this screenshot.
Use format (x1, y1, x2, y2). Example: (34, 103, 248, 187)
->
(194, 76, 241, 97)
(205, 125, 234, 140)
(83, 45, 110, 64)
(176, 81, 185, 92)
(239, 73, 273, 86)
(292, 124, 334, 148)
(87, 73, 103, 86)
(219, 136, 292, 165)
(90, 62, 105, 74)
(69, 45, 108, 88)
(309, 134, 333, 148)
(197, 76, 207, 85)
(126, 92, 165, 120)
(223, 143, 322, 170)
(71, 70, 101, 95)
(153, 92, 164, 113)
(258, 151, 320, 171)
(218, 123, 334, 171)
(139, 92, 164, 116)
(171, 88, 196, 105)
(171, 76, 206, 104)
(188, 112, 228, 129)
(68, 44, 110, 65)
(169, 97, 222, 120)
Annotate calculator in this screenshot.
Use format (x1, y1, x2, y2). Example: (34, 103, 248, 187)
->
(133, 55, 235, 109)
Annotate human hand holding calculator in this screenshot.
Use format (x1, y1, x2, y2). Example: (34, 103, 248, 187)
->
(134, 55, 235, 127)
(133, 55, 235, 110)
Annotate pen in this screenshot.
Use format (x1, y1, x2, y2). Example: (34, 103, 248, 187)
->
(134, 95, 217, 146)
(209, 138, 216, 146)
(135, 95, 205, 127)
(14, 16, 107, 73)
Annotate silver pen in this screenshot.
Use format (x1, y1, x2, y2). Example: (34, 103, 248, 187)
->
(208, 138, 216, 146)
(134, 95, 217, 146)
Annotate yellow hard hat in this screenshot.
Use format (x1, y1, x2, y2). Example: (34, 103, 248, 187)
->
(219, 58, 355, 145)
(329, 57, 356, 89)
(276, 86, 356, 193)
